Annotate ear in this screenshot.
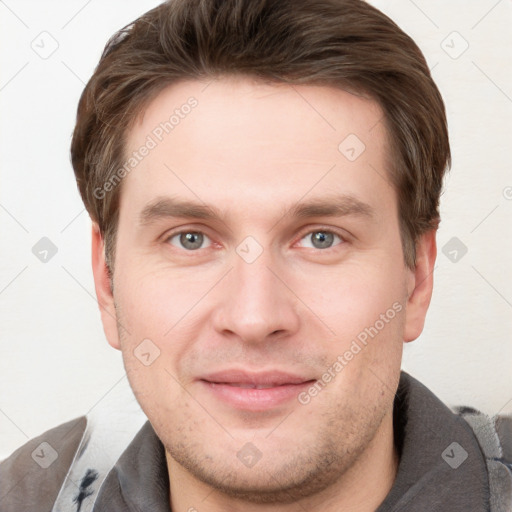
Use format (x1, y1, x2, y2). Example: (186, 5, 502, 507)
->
(403, 229, 437, 343)
(91, 222, 121, 350)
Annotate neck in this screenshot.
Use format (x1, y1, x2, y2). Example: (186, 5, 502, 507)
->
(166, 408, 399, 512)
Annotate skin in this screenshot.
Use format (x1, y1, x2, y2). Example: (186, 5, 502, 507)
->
(91, 76, 436, 512)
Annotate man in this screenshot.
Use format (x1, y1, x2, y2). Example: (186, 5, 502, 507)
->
(1, 0, 511, 510)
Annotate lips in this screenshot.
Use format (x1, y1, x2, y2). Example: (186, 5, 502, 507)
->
(198, 369, 316, 411)
(221, 383, 282, 389)
(200, 369, 313, 387)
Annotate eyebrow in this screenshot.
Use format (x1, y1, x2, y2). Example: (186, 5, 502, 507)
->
(138, 194, 375, 227)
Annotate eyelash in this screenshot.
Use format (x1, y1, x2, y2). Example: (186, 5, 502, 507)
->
(163, 226, 347, 253)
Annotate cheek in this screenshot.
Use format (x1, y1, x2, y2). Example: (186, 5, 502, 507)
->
(300, 263, 405, 406)
(113, 263, 219, 402)
(293, 258, 406, 337)
(116, 260, 213, 339)
(292, 256, 407, 393)
(122, 355, 185, 428)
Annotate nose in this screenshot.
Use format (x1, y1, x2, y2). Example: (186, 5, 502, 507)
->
(211, 242, 301, 345)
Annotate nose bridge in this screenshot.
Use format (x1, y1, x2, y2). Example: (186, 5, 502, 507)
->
(235, 247, 277, 310)
(213, 239, 300, 343)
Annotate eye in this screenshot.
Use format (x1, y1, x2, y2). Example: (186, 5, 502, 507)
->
(166, 231, 212, 251)
(297, 229, 344, 250)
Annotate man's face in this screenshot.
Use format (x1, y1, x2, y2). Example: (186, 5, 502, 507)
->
(95, 76, 425, 502)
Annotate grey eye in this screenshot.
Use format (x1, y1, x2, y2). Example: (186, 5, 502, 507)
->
(300, 231, 342, 250)
(169, 232, 210, 250)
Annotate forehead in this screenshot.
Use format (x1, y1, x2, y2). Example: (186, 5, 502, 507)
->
(120, 76, 394, 223)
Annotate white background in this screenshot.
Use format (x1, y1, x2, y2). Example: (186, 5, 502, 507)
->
(1, 0, 511, 460)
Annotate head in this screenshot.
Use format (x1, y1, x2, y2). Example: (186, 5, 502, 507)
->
(73, 0, 450, 506)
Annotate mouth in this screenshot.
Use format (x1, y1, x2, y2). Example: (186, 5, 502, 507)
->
(215, 383, 294, 389)
(198, 369, 316, 411)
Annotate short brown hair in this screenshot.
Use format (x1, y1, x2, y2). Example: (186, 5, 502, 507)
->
(71, 0, 450, 274)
